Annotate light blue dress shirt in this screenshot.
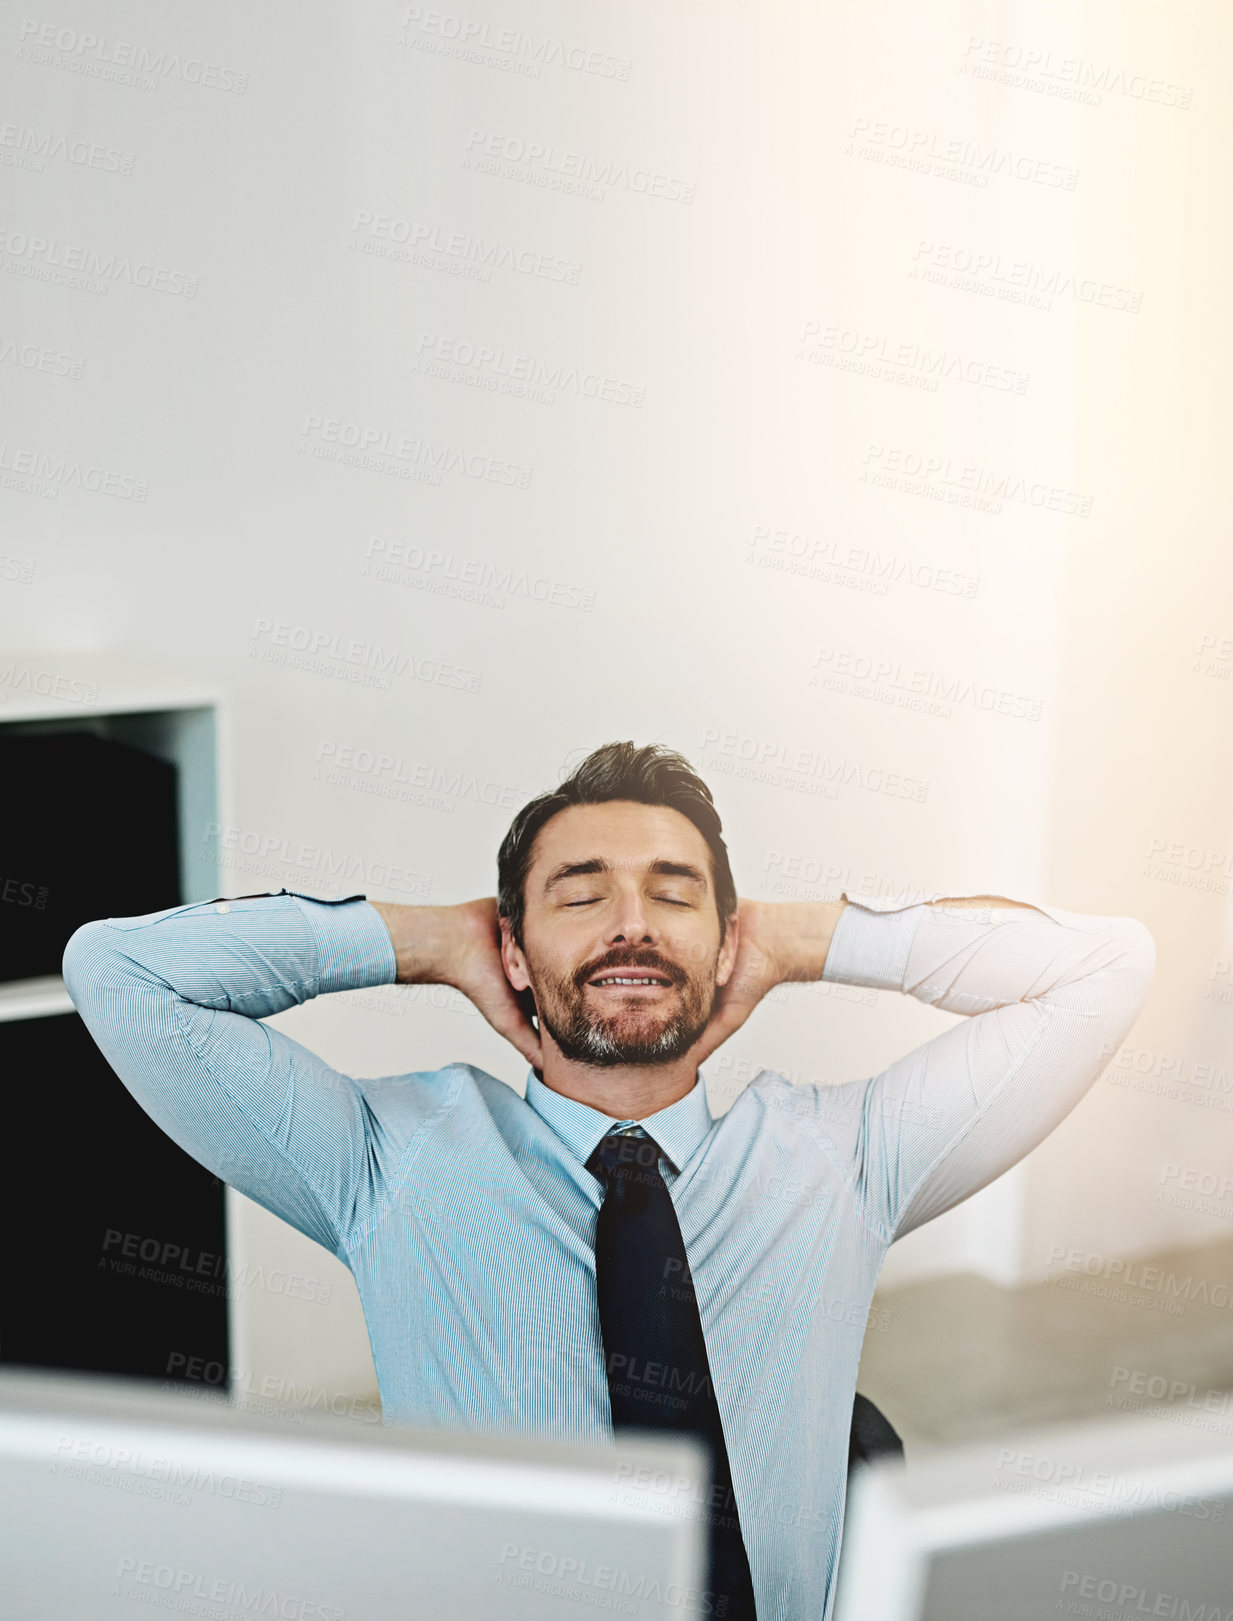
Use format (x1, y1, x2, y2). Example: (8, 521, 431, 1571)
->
(525, 1066, 710, 1175)
(62, 888, 1154, 1621)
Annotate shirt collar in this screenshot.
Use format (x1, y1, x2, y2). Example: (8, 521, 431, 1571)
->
(525, 1070, 713, 1175)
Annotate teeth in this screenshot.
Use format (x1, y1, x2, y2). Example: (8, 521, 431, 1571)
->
(593, 976, 666, 986)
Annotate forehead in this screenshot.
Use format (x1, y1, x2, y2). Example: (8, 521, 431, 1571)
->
(527, 801, 714, 886)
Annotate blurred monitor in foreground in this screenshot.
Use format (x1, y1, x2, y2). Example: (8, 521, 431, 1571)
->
(0, 1366, 706, 1620)
(834, 1406, 1233, 1620)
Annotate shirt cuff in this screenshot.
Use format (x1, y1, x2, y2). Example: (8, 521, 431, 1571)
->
(291, 894, 398, 994)
(820, 892, 925, 992)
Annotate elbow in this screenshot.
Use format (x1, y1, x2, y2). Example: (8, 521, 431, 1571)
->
(1115, 916, 1156, 1008)
(61, 919, 120, 1012)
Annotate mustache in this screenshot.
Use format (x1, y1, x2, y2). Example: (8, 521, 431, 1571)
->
(574, 947, 687, 991)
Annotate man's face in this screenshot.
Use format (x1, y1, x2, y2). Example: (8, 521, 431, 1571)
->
(501, 801, 738, 1068)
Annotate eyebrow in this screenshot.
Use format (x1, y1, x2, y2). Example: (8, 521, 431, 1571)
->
(542, 857, 709, 894)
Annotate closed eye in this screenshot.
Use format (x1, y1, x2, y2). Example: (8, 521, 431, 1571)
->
(564, 895, 690, 907)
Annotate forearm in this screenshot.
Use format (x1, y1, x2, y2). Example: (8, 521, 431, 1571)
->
(803, 892, 1156, 1238)
(368, 900, 468, 985)
(770, 892, 1038, 985)
(62, 893, 395, 1251)
(821, 887, 1152, 1011)
(766, 900, 848, 983)
(867, 902, 1154, 1235)
(65, 892, 395, 1018)
(929, 894, 1040, 911)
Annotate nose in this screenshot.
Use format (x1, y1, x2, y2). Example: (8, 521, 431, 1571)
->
(607, 885, 653, 946)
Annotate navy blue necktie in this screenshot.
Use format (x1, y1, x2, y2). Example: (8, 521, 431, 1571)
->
(588, 1129, 757, 1619)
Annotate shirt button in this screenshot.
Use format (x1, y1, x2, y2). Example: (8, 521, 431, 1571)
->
(216, 902, 231, 915)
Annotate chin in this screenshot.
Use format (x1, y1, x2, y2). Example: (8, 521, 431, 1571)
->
(594, 1016, 699, 1060)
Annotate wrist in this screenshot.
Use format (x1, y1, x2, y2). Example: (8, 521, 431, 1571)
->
(368, 901, 469, 985)
(772, 899, 848, 982)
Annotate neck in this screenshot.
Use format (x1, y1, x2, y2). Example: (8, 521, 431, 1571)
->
(536, 1043, 700, 1121)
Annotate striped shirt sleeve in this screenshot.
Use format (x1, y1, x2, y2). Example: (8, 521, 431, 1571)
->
(62, 892, 397, 1256)
(820, 893, 1156, 1241)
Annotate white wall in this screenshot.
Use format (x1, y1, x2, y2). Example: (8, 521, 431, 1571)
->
(2, 1, 1226, 1400)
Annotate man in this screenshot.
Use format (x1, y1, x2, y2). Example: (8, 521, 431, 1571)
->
(63, 742, 1155, 1621)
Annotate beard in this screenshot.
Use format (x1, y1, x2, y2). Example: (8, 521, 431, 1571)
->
(529, 944, 717, 1068)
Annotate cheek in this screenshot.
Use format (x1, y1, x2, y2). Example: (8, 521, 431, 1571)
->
(521, 931, 582, 987)
(675, 929, 723, 979)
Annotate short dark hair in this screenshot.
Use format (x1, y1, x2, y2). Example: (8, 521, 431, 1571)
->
(497, 742, 738, 946)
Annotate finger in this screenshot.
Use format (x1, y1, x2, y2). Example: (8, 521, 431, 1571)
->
(504, 1021, 543, 1070)
(487, 1014, 543, 1071)
(500, 1029, 544, 1070)
(474, 992, 543, 1070)
(693, 996, 756, 1067)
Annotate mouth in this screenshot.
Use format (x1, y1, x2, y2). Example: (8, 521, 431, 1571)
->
(586, 971, 675, 991)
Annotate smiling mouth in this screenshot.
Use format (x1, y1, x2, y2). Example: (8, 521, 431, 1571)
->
(587, 972, 674, 989)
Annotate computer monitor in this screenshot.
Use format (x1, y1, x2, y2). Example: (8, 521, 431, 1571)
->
(833, 1404, 1233, 1619)
(0, 1366, 708, 1619)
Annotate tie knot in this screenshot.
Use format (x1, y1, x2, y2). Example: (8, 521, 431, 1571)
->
(588, 1129, 664, 1185)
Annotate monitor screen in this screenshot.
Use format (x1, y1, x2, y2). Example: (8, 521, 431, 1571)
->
(834, 1407, 1233, 1620)
(0, 1366, 708, 1620)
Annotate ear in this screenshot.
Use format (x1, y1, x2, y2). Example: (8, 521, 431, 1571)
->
(715, 909, 740, 988)
(499, 915, 531, 992)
